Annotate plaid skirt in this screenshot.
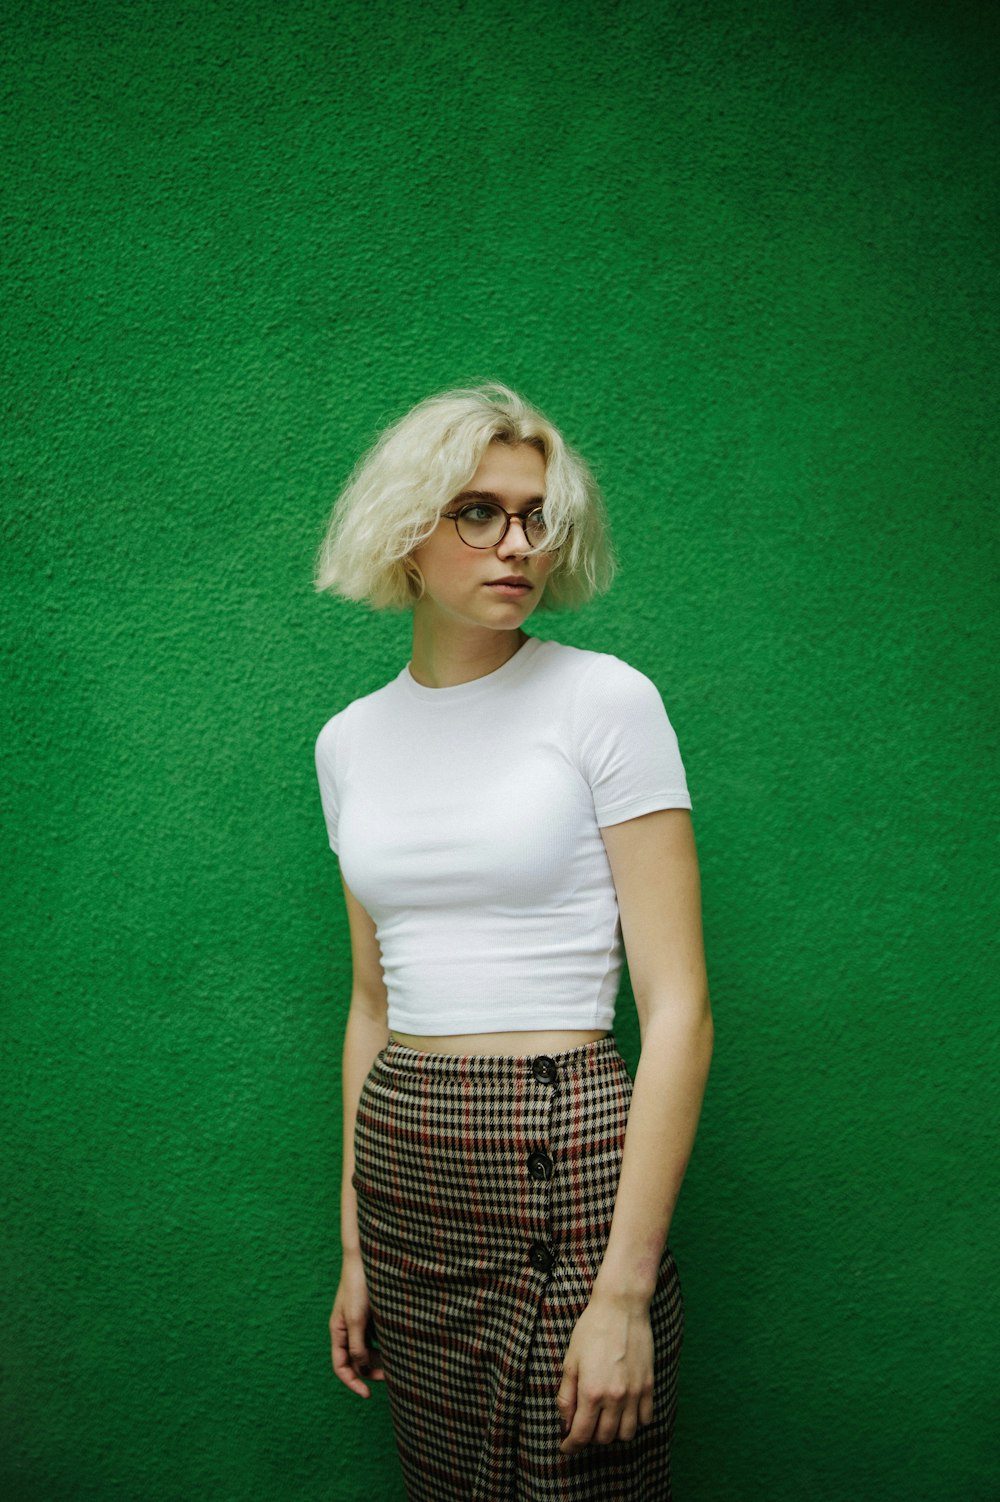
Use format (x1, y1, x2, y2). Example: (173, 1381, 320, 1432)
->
(353, 1036, 684, 1501)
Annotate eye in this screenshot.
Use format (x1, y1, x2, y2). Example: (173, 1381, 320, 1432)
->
(525, 508, 548, 542)
(461, 503, 501, 525)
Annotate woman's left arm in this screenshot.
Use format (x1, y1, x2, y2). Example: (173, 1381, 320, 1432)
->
(557, 807, 714, 1455)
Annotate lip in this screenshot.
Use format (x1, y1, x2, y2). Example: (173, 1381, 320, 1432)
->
(485, 577, 533, 592)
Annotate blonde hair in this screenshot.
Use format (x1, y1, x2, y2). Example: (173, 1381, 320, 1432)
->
(313, 383, 616, 610)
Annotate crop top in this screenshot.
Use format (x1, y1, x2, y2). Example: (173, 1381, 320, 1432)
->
(313, 636, 692, 1034)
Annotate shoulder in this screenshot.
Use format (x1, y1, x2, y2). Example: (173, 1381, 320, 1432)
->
(314, 674, 402, 764)
(541, 644, 691, 815)
(534, 640, 666, 711)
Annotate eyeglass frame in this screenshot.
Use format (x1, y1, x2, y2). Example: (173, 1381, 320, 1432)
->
(440, 500, 550, 551)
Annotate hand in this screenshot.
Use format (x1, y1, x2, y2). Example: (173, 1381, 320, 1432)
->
(555, 1291, 654, 1454)
(329, 1253, 385, 1397)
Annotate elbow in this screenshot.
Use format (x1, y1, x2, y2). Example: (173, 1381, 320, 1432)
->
(703, 1004, 715, 1060)
(687, 998, 714, 1058)
(637, 987, 714, 1048)
(687, 1004, 715, 1085)
(700, 987, 714, 1040)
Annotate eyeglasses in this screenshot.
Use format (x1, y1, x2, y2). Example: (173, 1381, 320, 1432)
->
(441, 501, 550, 551)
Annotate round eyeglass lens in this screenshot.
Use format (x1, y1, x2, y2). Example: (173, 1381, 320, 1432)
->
(456, 503, 548, 549)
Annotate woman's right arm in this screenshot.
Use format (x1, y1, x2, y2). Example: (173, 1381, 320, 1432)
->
(329, 875, 389, 1398)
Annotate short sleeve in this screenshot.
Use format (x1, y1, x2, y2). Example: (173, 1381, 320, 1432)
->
(314, 714, 344, 853)
(572, 656, 692, 826)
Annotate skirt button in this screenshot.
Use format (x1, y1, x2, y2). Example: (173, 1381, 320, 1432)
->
(528, 1241, 555, 1274)
(527, 1149, 554, 1181)
(532, 1055, 557, 1084)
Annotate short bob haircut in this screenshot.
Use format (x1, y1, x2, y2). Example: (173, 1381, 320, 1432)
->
(313, 383, 616, 611)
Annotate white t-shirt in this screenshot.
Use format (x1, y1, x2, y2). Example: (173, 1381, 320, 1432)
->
(314, 636, 692, 1034)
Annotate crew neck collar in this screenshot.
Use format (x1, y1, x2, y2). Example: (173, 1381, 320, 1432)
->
(401, 635, 545, 702)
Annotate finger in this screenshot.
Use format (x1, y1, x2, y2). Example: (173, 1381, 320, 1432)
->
(358, 1333, 384, 1375)
(352, 1319, 388, 1383)
(617, 1399, 640, 1443)
(559, 1391, 600, 1455)
(332, 1352, 370, 1396)
(638, 1386, 655, 1429)
(331, 1320, 371, 1397)
(593, 1398, 626, 1446)
(333, 1338, 371, 1395)
(555, 1366, 577, 1441)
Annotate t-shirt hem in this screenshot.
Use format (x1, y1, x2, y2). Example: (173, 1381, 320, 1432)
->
(595, 790, 692, 827)
(387, 1012, 617, 1035)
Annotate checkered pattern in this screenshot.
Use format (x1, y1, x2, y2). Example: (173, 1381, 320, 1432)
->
(353, 1036, 684, 1500)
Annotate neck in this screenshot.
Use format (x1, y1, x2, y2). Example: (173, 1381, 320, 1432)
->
(409, 609, 527, 689)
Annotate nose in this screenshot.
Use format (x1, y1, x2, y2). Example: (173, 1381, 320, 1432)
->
(497, 515, 531, 558)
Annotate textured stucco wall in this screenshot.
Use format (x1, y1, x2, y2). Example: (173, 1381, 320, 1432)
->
(3, 1, 997, 1498)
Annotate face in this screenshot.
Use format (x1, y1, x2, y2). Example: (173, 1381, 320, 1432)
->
(409, 441, 554, 634)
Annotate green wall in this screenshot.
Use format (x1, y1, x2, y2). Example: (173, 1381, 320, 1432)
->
(3, 1, 996, 1497)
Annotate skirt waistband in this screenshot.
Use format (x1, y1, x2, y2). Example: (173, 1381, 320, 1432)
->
(379, 1032, 623, 1085)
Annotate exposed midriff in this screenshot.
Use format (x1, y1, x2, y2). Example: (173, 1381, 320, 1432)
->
(388, 1028, 609, 1057)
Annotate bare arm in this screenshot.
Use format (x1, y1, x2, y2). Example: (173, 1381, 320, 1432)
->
(330, 876, 390, 1398)
(558, 807, 714, 1452)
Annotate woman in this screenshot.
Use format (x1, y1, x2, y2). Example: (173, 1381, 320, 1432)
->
(313, 384, 713, 1501)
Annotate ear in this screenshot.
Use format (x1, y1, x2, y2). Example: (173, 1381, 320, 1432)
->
(402, 556, 425, 601)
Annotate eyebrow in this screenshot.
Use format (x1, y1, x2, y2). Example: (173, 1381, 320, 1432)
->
(449, 490, 546, 508)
